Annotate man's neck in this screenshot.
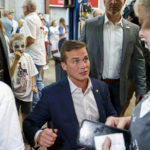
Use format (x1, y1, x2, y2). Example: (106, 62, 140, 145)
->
(69, 77, 89, 93)
(25, 11, 35, 17)
(106, 12, 122, 25)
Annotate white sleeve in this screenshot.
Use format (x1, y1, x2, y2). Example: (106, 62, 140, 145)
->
(23, 19, 36, 39)
(0, 82, 24, 150)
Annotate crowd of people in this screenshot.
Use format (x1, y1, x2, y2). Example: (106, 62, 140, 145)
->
(1, 0, 150, 149)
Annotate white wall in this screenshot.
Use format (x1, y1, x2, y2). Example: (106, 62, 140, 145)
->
(0, 0, 4, 7)
(49, 7, 68, 25)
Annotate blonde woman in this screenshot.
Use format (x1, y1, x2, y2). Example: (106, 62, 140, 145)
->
(16, 19, 24, 33)
(50, 20, 59, 55)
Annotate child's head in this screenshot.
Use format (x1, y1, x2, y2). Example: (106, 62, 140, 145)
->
(10, 33, 26, 53)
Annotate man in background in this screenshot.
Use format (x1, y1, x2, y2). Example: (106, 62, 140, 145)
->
(80, 0, 146, 115)
(21, 0, 46, 109)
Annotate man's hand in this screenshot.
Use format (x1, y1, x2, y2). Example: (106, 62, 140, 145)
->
(37, 128, 58, 147)
(135, 94, 144, 105)
(102, 137, 111, 150)
(105, 116, 131, 129)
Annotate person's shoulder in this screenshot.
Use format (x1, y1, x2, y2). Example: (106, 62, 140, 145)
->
(43, 78, 68, 92)
(0, 81, 13, 99)
(86, 15, 104, 24)
(91, 78, 107, 87)
(0, 81, 11, 89)
(123, 18, 139, 30)
(25, 12, 39, 22)
(24, 53, 32, 59)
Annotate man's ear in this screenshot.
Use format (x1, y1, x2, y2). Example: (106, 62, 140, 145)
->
(61, 62, 67, 71)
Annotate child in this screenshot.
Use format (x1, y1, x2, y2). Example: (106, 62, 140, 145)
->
(9, 33, 38, 121)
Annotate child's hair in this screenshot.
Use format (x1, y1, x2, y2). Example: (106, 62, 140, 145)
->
(10, 33, 26, 47)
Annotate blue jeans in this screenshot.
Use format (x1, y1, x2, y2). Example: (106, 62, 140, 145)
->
(32, 65, 44, 109)
(58, 38, 66, 51)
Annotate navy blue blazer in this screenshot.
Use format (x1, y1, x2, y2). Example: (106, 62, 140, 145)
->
(23, 77, 117, 150)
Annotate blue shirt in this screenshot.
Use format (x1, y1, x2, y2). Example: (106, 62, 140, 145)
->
(1, 17, 13, 39)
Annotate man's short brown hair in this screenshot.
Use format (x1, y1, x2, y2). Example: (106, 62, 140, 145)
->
(61, 40, 86, 62)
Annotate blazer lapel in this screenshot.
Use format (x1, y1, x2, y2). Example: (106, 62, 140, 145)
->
(91, 79, 106, 122)
(121, 19, 131, 64)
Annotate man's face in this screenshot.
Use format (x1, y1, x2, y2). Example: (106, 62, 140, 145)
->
(138, 5, 150, 49)
(104, 0, 125, 16)
(12, 40, 26, 53)
(61, 47, 90, 85)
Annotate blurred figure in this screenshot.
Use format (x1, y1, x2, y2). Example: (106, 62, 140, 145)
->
(0, 81, 24, 150)
(41, 18, 48, 54)
(1, 10, 13, 39)
(92, 8, 104, 17)
(41, 18, 49, 79)
(0, 24, 12, 87)
(0, 20, 10, 53)
(21, 0, 46, 109)
(55, 18, 68, 81)
(16, 19, 24, 33)
(58, 17, 67, 51)
(38, 13, 51, 56)
(7, 12, 18, 34)
(50, 20, 59, 55)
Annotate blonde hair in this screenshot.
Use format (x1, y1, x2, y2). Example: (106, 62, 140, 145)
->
(10, 33, 26, 47)
(18, 19, 24, 28)
(134, 0, 150, 16)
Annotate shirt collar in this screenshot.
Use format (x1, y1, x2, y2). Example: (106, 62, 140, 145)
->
(104, 14, 123, 27)
(68, 77, 93, 94)
(25, 12, 36, 18)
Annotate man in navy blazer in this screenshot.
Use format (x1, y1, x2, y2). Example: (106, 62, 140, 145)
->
(23, 40, 117, 150)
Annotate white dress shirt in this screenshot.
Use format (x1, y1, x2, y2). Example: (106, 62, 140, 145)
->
(68, 77, 99, 126)
(102, 14, 123, 79)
